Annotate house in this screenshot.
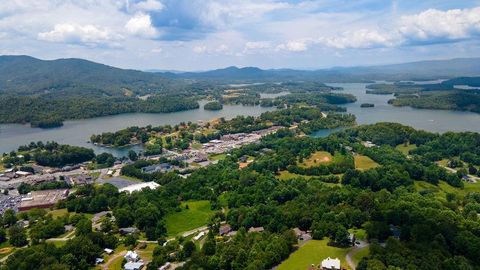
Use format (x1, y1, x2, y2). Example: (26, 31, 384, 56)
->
(362, 141, 376, 148)
(219, 224, 232, 235)
(119, 227, 138, 235)
(321, 257, 341, 270)
(104, 248, 114, 255)
(348, 233, 356, 245)
(124, 261, 144, 270)
(95, 258, 104, 265)
(193, 231, 205, 241)
(248, 227, 264, 233)
(124, 250, 139, 262)
(194, 153, 208, 163)
(64, 225, 74, 232)
(159, 262, 171, 270)
(15, 171, 33, 177)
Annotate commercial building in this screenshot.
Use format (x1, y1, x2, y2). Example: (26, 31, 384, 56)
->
(119, 182, 160, 194)
(18, 189, 69, 211)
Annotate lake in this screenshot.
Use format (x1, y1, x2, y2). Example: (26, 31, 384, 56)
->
(311, 83, 480, 136)
(0, 100, 274, 156)
(2, 83, 480, 155)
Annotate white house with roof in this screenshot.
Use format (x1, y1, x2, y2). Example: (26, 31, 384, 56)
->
(124, 250, 139, 262)
(124, 261, 144, 270)
(321, 257, 341, 270)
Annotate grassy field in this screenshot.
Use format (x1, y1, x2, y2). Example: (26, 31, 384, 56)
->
(349, 228, 367, 241)
(415, 180, 480, 201)
(277, 239, 352, 270)
(165, 200, 214, 237)
(395, 143, 417, 155)
(137, 243, 157, 261)
(209, 153, 227, 161)
(351, 246, 370, 266)
(299, 151, 333, 168)
(48, 208, 69, 218)
(354, 155, 379, 171)
(191, 143, 203, 150)
(277, 171, 316, 180)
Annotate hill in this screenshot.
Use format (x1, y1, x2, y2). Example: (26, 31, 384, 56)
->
(0, 55, 176, 97)
(161, 58, 480, 82)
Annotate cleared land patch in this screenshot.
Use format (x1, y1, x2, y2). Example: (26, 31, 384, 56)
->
(299, 151, 333, 168)
(354, 155, 379, 171)
(395, 143, 417, 155)
(277, 239, 352, 270)
(165, 200, 214, 237)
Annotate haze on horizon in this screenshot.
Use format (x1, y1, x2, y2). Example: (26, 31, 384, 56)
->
(1, 0, 480, 71)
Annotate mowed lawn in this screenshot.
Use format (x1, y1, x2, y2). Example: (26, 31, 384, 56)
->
(354, 155, 379, 171)
(299, 151, 333, 168)
(166, 200, 214, 237)
(415, 180, 480, 201)
(395, 143, 417, 155)
(351, 246, 370, 266)
(277, 239, 352, 270)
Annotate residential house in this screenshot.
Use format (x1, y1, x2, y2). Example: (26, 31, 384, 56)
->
(124, 261, 144, 270)
(248, 227, 264, 233)
(321, 257, 341, 270)
(124, 250, 139, 262)
(119, 227, 138, 235)
(219, 224, 232, 236)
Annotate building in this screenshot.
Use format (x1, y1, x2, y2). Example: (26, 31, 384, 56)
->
(69, 174, 93, 186)
(248, 227, 264, 233)
(124, 250, 139, 262)
(159, 262, 171, 270)
(119, 227, 138, 235)
(18, 189, 69, 211)
(141, 163, 172, 174)
(104, 248, 114, 255)
(219, 224, 232, 235)
(321, 257, 341, 270)
(119, 182, 160, 194)
(193, 231, 205, 241)
(15, 171, 33, 177)
(124, 261, 144, 270)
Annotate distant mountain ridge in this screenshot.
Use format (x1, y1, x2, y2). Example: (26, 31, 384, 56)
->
(158, 58, 480, 82)
(1, 56, 480, 95)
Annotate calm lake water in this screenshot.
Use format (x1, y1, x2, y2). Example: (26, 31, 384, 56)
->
(0, 100, 274, 156)
(2, 83, 480, 156)
(311, 83, 480, 136)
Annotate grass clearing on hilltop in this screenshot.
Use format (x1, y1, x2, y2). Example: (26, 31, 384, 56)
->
(299, 151, 333, 168)
(395, 143, 417, 155)
(354, 155, 379, 171)
(166, 200, 214, 237)
(277, 239, 352, 270)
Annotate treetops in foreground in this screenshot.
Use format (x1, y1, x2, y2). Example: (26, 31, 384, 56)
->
(2, 122, 480, 270)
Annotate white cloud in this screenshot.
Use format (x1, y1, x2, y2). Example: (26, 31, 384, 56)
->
(215, 44, 229, 52)
(318, 29, 398, 49)
(125, 12, 158, 38)
(276, 40, 308, 52)
(132, 0, 164, 12)
(38, 23, 122, 46)
(399, 7, 480, 42)
(193, 45, 207, 53)
(245, 41, 271, 50)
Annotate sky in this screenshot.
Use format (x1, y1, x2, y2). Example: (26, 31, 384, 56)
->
(1, 0, 480, 71)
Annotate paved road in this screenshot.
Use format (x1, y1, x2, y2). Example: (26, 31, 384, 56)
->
(345, 241, 369, 270)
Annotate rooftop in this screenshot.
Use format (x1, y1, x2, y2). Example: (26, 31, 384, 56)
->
(119, 182, 160, 194)
(19, 189, 69, 210)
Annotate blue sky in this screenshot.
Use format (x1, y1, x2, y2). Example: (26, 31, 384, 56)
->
(0, 0, 479, 70)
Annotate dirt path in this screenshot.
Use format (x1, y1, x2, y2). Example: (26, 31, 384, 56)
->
(103, 250, 127, 270)
(345, 241, 369, 270)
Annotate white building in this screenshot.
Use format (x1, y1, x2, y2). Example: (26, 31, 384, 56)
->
(124, 250, 139, 262)
(119, 182, 160, 194)
(321, 257, 341, 270)
(124, 261, 144, 270)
